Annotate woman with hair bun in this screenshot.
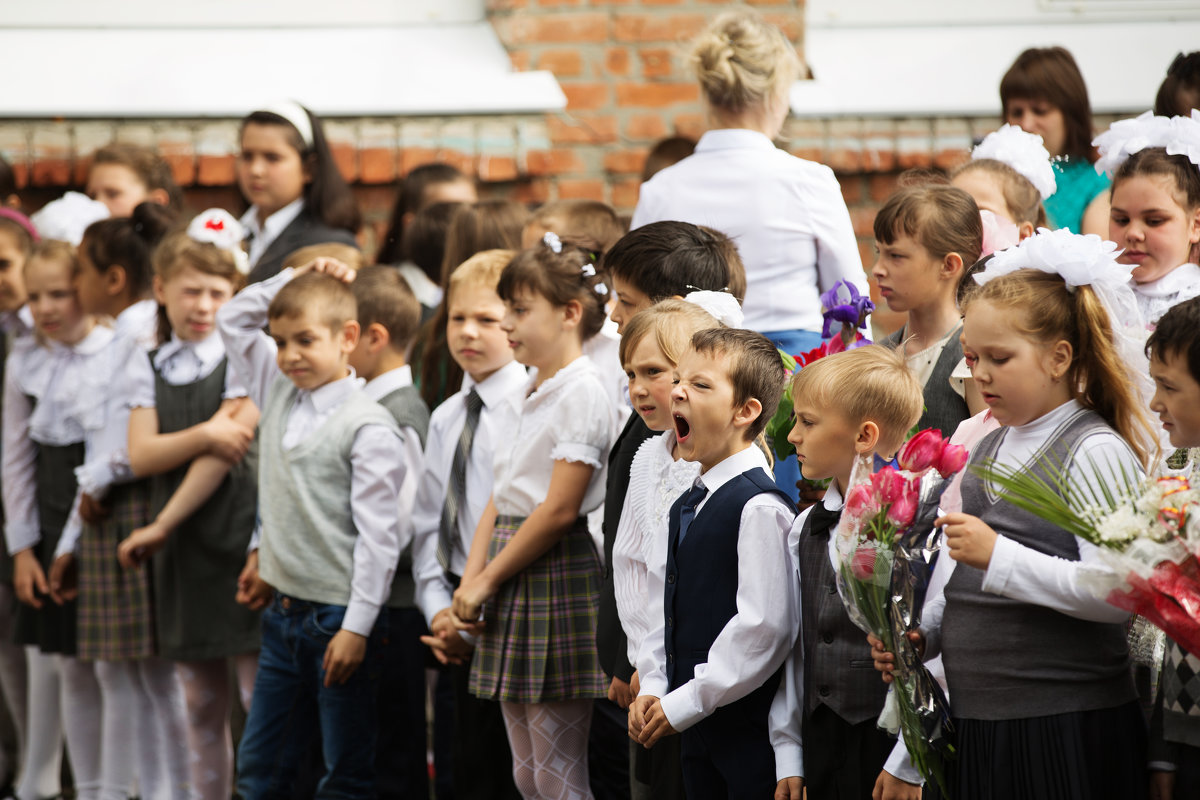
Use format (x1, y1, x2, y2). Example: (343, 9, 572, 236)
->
(631, 7, 868, 357)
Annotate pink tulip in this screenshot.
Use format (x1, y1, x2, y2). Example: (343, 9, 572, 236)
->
(886, 491, 918, 529)
(898, 429, 943, 473)
(871, 467, 905, 505)
(935, 443, 969, 478)
(844, 484, 876, 518)
(850, 544, 878, 581)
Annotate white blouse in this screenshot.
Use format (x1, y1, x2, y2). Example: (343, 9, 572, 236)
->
(1132, 263, 1200, 328)
(127, 330, 247, 408)
(631, 128, 868, 334)
(490, 355, 619, 518)
(613, 431, 699, 668)
(2, 324, 116, 555)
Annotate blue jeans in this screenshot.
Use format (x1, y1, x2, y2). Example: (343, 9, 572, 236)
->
(236, 596, 385, 800)
(762, 329, 824, 504)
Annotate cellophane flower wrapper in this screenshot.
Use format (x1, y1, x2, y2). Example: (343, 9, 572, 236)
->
(833, 434, 965, 796)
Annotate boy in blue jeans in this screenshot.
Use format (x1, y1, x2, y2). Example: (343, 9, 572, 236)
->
(219, 258, 406, 799)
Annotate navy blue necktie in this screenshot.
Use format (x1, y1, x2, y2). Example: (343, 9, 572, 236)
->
(677, 483, 709, 545)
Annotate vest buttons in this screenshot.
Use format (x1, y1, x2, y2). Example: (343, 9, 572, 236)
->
(666, 616, 674, 627)
(827, 582, 837, 594)
(667, 653, 674, 663)
(819, 685, 831, 697)
(667, 573, 675, 584)
(822, 632, 833, 644)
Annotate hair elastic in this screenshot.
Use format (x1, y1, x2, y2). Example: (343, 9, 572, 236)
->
(255, 100, 315, 150)
(0, 208, 39, 244)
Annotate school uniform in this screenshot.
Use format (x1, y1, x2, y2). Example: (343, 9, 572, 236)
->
(412, 360, 527, 800)
(885, 326, 970, 439)
(219, 269, 408, 799)
(640, 445, 797, 800)
(242, 199, 359, 286)
(364, 365, 432, 800)
(1150, 642, 1200, 795)
(469, 356, 619, 704)
(1132, 263, 1200, 328)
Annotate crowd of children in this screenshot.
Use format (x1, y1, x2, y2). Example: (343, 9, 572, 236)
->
(0, 7, 1199, 800)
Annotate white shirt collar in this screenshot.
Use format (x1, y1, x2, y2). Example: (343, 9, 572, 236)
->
(698, 443, 771, 493)
(241, 198, 304, 243)
(471, 360, 529, 410)
(114, 299, 158, 340)
(1133, 263, 1200, 299)
(153, 330, 225, 370)
(72, 323, 116, 356)
(695, 128, 777, 154)
(304, 369, 362, 413)
(363, 365, 413, 401)
(1, 305, 33, 337)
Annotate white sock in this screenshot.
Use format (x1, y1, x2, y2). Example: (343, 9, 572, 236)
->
(59, 657, 102, 800)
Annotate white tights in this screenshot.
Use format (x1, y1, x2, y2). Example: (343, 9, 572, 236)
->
(177, 655, 257, 800)
(15, 650, 64, 800)
(501, 700, 595, 800)
(94, 659, 191, 800)
(59, 657, 102, 800)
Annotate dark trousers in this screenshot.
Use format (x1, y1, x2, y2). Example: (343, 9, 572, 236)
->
(449, 658, 522, 800)
(633, 731, 686, 800)
(678, 699, 776, 800)
(589, 698, 632, 800)
(802, 705, 894, 800)
(375, 607, 431, 800)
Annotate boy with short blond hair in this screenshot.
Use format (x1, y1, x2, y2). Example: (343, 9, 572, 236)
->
(630, 327, 798, 800)
(770, 344, 924, 800)
(217, 259, 408, 799)
(410, 249, 526, 800)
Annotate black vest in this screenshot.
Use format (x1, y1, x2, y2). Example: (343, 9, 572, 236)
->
(943, 407, 1136, 720)
(664, 467, 794, 693)
(375, 384, 431, 609)
(797, 504, 890, 723)
(886, 325, 970, 438)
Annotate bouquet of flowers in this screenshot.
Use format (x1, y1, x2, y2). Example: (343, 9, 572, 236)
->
(766, 281, 874, 459)
(986, 457, 1200, 658)
(834, 429, 968, 796)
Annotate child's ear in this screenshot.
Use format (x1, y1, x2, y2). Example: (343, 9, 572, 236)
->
(1017, 221, 1035, 241)
(1188, 206, 1200, 244)
(367, 322, 390, 354)
(151, 274, 167, 305)
(561, 298, 583, 329)
(853, 420, 881, 455)
(105, 264, 129, 297)
(1048, 338, 1073, 380)
(941, 252, 964, 281)
(340, 320, 360, 353)
(148, 188, 170, 208)
(733, 396, 763, 433)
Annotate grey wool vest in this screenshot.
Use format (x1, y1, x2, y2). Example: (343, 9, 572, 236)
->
(375, 383, 430, 608)
(257, 374, 401, 607)
(885, 326, 970, 439)
(942, 407, 1136, 720)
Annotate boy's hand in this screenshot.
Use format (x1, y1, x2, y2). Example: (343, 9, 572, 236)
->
(235, 551, 273, 610)
(873, 771, 922, 800)
(628, 694, 657, 740)
(79, 492, 110, 524)
(293, 257, 357, 284)
(868, 631, 924, 684)
(13, 549, 47, 608)
(117, 521, 170, 569)
(630, 670, 640, 697)
(48, 553, 78, 605)
(938, 512, 998, 570)
(323, 629, 367, 687)
(608, 676, 634, 709)
(203, 404, 255, 462)
(775, 777, 805, 800)
(419, 608, 473, 665)
(636, 697, 677, 748)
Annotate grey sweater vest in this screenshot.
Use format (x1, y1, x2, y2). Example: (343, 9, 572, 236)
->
(376, 384, 430, 609)
(885, 326, 970, 438)
(257, 375, 400, 607)
(942, 407, 1135, 720)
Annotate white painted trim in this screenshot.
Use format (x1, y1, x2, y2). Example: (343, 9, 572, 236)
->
(3, 0, 484, 27)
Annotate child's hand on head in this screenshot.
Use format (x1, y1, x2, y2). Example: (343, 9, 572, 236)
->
(47, 553, 78, 606)
(292, 257, 356, 284)
(937, 512, 999, 570)
(323, 629, 366, 687)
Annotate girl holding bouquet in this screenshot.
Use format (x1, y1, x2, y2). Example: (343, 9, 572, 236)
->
(878, 229, 1159, 798)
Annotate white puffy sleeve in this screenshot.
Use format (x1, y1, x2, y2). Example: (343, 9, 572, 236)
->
(548, 378, 614, 469)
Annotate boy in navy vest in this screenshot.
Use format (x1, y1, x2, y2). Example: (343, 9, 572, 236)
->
(630, 328, 797, 800)
(769, 345, 923, 800)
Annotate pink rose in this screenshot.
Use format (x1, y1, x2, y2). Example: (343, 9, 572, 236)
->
(850, 544, 878, 581)
(935, 443, 969, 478)
(844, 483, 876, 518)
(886, 491, 918, 529)
(898, 429, 943, 473)
(871, 467, 905, 505)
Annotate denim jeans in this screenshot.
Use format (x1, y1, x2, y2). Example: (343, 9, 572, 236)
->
(236, 595, 385, 800)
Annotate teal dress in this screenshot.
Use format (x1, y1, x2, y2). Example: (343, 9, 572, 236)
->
(1045, 158, 1110, 233)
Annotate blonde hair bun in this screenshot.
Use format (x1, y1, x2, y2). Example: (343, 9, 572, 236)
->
(690, 8, 801, 112)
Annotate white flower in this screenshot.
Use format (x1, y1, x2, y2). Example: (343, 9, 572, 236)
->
(187, 209, 248, 273)
(976, 227, 1132, 291)
(1095, 505, 1148, 545)
(684, 290, 744, 328)
(29, 192, 109, 246)
(1166, 110, 1200, 174)
(972, 125, 1057, 200)
(1093, 110, 1200, 176)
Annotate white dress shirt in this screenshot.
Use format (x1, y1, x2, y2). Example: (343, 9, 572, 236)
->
(631, 128, 868, 333)
(490, 356, 619, 518)
(216, 269, 408, 636)
(396, 263, 443, 310)
(126, 330, 247, 408)
(2, 325, 115, 555)
(638, 444, 798, 733)
(1132, 263, 1200, 328)
(410, 361, 528, 626)
(240, 198, 305, 270)
(614, 431, 699, 668)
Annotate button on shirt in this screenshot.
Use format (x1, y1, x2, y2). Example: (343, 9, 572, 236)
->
(217, 269, 407, 636)
(638, 445, 798, 733)
(410, 361, 527, 626)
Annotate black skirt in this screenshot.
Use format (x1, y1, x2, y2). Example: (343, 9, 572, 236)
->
(950, 701, 1148, 800)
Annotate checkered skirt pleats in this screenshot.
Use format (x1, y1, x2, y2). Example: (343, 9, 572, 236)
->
(77, 480, 156, 661)
(469, 515, 607, 703)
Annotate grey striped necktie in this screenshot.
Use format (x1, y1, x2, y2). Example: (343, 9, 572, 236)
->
(437, 388, 484, 571)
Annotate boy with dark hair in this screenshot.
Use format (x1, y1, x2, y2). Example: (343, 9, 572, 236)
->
(630, 327, 797, 800)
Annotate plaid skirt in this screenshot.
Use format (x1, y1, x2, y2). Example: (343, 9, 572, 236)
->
(77, 480, 155, 661)
(469, 515, 607, 703)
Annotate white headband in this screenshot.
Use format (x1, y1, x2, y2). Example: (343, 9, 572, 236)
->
(187, 209, 250, 275)
(256, 100, 314, 149)
(971, 124, 1057, 200)
(1093, 110, 1200, 177)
